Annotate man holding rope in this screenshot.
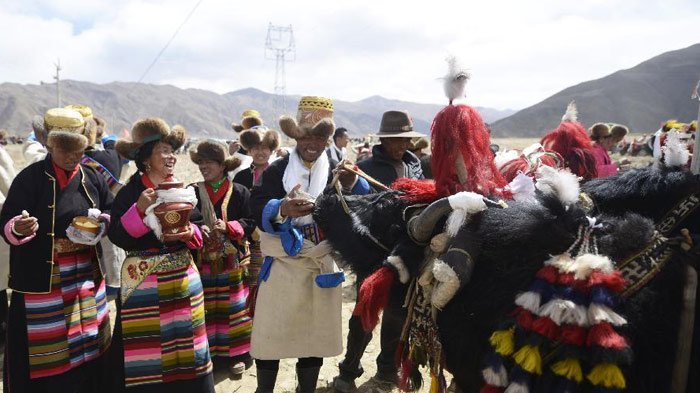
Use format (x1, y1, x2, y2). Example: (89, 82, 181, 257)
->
(249, 96, 370, 393)
(333, 110, 425, 392)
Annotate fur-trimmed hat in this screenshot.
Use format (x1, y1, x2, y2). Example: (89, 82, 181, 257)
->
(116, 118, 187, 160)
(609, 124, 629, 140)
(189, 139, 242, 173)
(278, 96, 335, 140)
(32, 115, 48, 145)
(44, 108, 89, 152)
(588, 122, 611, 141)
(94, 116, 107, 139)
(239, 127, 280, 151)
(232, 109, 263, 132)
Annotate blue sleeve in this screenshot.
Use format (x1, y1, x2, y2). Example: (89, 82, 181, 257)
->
(261, 198, 304, 256)
(351, 177, 370, 195)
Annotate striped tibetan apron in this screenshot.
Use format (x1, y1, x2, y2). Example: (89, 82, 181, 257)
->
(199, 236, 252, 358)
(23, 238, 111, 379)
(120, 247, 212, 387)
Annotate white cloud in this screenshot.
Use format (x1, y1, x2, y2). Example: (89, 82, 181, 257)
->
(1, 0, 698, 109)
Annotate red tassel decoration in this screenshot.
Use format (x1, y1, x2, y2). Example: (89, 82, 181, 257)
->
(353, 266, 396, 332)
(480, 384, 505, 393)
(399, 356, 414, 391)
(587, 322, 628, 350)
(557, 272, 575, 286)
(532, 316, 560, 340)
(560, 324, 587, 346)
(535, 266, 559, 284)
(587, 270, 626, 293)
(392, 178, 439, 204)
(516, 308, 535, 332)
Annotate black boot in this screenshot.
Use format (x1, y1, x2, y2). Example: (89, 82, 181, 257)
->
(255, 368, 278, 393)
(296, 365, 321, 393)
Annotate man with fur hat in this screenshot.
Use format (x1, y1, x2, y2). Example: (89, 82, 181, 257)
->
(249, 96, 370, 393)
(188, 140, 257, 377)
(233, 126, 280, 189)
(0, 107, 114, 392)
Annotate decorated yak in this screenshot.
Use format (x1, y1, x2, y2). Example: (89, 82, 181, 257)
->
(314, 164, 699, 393)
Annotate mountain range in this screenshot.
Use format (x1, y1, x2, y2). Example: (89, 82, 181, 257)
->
(0, 81, 515, 139)
(492, 43, 700, 137)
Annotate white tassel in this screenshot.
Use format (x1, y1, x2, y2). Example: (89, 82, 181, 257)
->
(504, 381, 530, 393)
(515, 291, 541, 314)
(443, 55, 470, 103)
(573, 253, 614, 280)
(538, 298, 576, 325)
(535, 166, 580, 206)
(508, 172, 536, 202)
(662, 130, 690, 167)
(562, 304, 589, 327)
(544, 253, 575, 272)
(446, 209, 468, 238)
(589, 303, 627, 326)
(561, 100, 578, 122)
(495, 149, 521, 170)
(447, 191, 488, 213)
(386, 255, 410, 284)
(482, 364, 509, 387)
(431, 259, 461, 310)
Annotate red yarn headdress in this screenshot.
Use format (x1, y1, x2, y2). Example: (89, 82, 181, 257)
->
(539, 101, 598, 180)
(431, 104, 508, 197)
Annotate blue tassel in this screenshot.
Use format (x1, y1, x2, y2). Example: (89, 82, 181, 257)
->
(530, 278, 554, 301)
(258, 256, 274, 283)
(590, 285, 617, 308)
(315, 271, 345, 288)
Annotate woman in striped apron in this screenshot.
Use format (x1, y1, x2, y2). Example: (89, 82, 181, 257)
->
(0, 108, 113, 393)
(188, 140, 255, 376)
(107, 118, 214, 392)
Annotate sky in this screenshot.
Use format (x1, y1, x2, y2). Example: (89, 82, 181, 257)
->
(1, 0, 699, 110)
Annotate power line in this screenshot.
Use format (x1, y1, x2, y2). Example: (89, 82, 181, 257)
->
(135, 0, 204, 85)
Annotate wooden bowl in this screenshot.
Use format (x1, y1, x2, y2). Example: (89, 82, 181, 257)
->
(72, 216, 100, 234)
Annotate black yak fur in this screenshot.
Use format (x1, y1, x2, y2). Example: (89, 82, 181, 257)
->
(314, 190, 426, 279)
(583, 166, 700, 234)
(315, 166, 698, 392)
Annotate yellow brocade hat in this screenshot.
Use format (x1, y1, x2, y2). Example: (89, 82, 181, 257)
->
(278, 96, 335, 140)
(64, 104, 93, 120)
(232, 109, 263, 132)
(44, 108, 88, 151)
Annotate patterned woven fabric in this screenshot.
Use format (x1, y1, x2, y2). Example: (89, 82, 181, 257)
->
(81, 155, 123, 194)
(121, 261, 212, 387)
(23, 247, 110, 379)
(200, 256, 252, 358)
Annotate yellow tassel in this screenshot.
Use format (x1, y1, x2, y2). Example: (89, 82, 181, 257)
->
(489, 327, 515, 356)
(586, 363, 626, 389)
(513, 344, 542, 375)
(550, 358, 583, 383)
(429, 373, 439, 393)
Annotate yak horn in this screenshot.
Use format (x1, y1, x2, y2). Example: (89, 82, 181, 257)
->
(408, 196, 506, 244)
(408, 198, 453, 244)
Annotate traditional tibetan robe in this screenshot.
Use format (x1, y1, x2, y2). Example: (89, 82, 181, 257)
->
(0, 156, 113, 392)
(105, 172, 214, 393)
(249, 152, 370, 360)
(189, 179, 255, 360)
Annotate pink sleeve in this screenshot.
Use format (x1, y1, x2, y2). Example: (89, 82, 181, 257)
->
(4, 215, 36, 246)
(186, 223, 203, 250)
(226, 220, 245, 240)
(120, 203, 150, 238)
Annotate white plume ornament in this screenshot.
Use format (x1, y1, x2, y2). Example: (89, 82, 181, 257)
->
(535, 166, 581, 206)
(661, 130, 690, 167)
(561, 100, 578, 123)
(443, 55, 471, 104)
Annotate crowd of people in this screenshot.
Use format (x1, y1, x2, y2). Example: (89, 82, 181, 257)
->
(0, 91, 694, 393)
